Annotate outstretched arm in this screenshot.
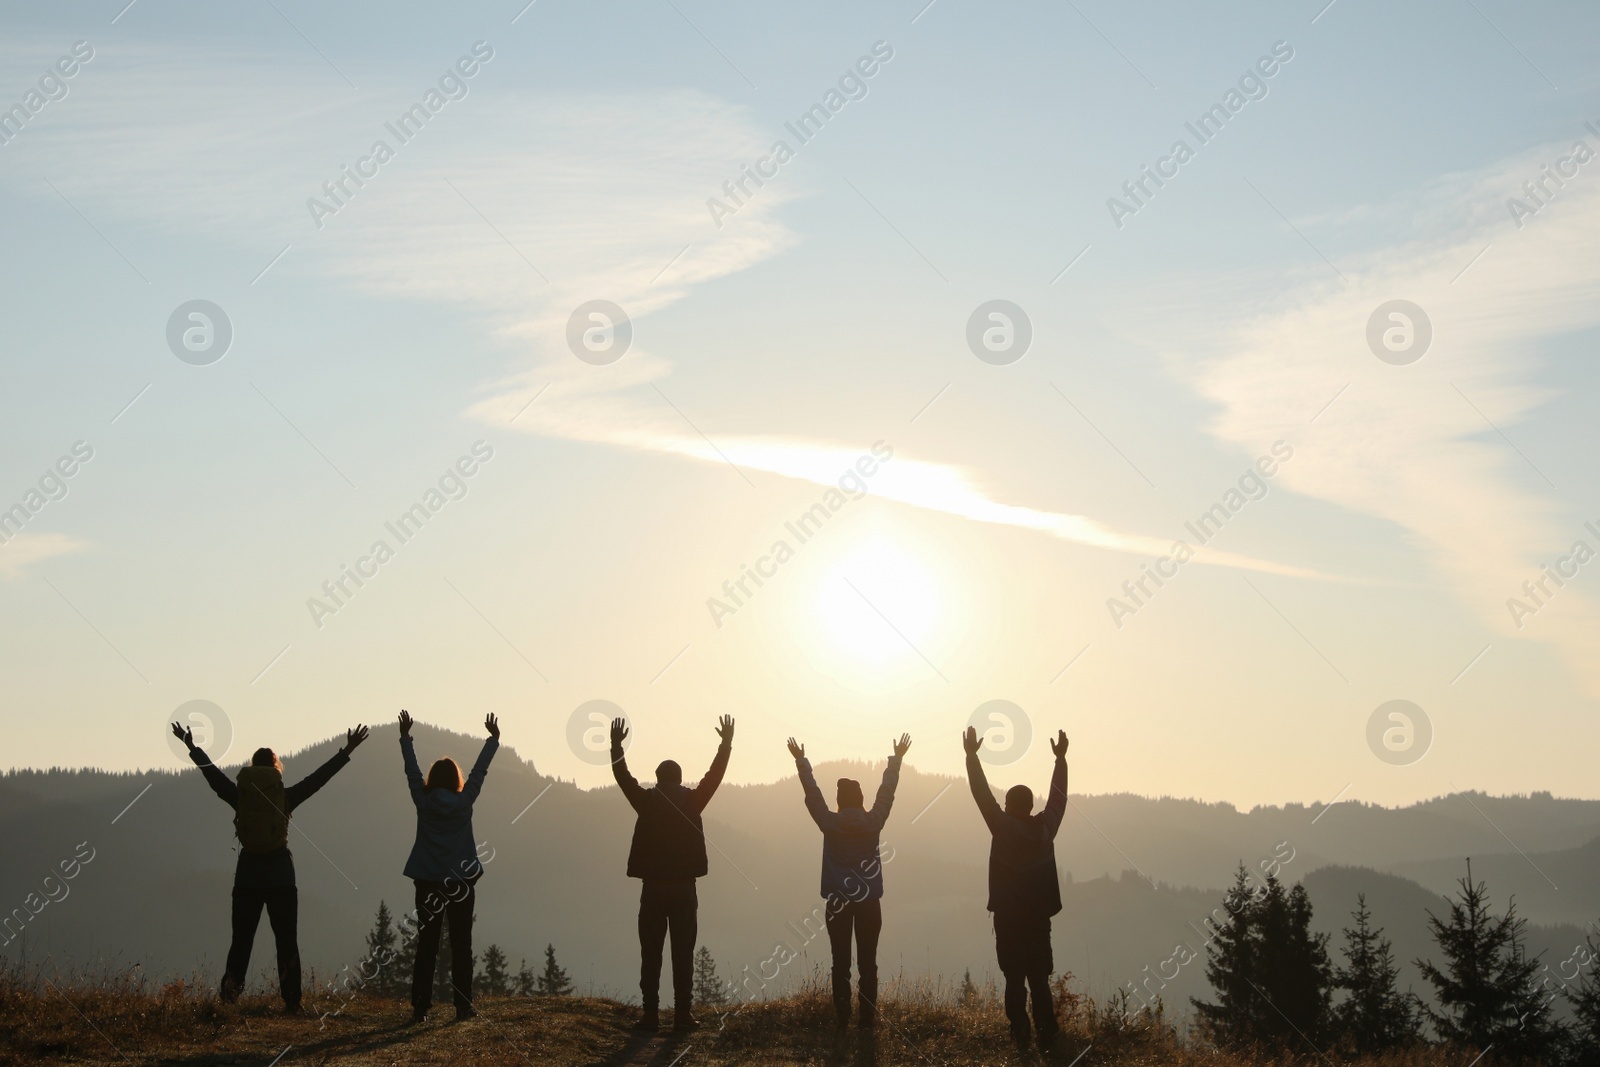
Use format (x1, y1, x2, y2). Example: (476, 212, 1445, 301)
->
(790, 739, 833, 830)
(285, 725, 366, 812)
(609, 718, 646, 810)
(691, 715, 735, 812)
(464, 715, 500, 803)
(399, 711, 425, 804)
(174, 723, 238, 808)
(869, 734, 910, 830)
(1041, 730, 1069, 837)
(963, 727, 1004, 833)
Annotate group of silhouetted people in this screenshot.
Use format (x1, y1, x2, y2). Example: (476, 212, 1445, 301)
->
(174, 713, 1070, 1049)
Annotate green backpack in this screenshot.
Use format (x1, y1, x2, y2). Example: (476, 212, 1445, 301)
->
(235, 766, 289, 854)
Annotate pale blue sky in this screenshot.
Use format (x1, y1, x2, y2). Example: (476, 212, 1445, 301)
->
(3, 0, 1599, 807)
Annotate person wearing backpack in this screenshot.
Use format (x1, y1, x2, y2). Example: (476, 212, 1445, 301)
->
(172, 721, 369, 1012)
(397, 709, 499, 1023)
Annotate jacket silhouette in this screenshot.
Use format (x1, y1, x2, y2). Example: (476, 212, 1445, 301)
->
(797, 755, 899, 903)
(967, 753, 1066, 916)
(613, 740, 730, 881)
(402, 735, 497, 881)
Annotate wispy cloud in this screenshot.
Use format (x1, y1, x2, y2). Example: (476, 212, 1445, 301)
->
(1176, 143, 1600, 692)
(9, 39, 1323, 581)
(0, 534, 89, 579)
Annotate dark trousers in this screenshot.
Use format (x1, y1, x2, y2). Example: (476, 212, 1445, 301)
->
(223, 885, 300, 1007)
(411, 879, 476, 1014)
(994, 911, 1056, 1043)
(825, 898, 882, 1024)
(638, 879, 697, 1013)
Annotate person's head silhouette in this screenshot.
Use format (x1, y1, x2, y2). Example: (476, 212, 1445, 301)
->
(655, 759, 682, 787)
(251, 747, 283, 773)
(426, 757, 464, 792)
(1004, 784, 1034, 818)
(836, 778, 864, 810)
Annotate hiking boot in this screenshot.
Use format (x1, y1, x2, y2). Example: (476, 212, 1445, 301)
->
(635, 1008, 661, 1030)
(282, 1002, 303, 1017)
(672, 1011, 700, 1032)
(410, 1008, 429, 1025)
(219, 975, 243, 1004)
(455, 1006, 478, 1022)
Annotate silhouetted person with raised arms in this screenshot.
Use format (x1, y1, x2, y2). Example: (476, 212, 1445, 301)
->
(787, 733, 909, 1030)
(610, 714, 734, 1032)
(172, 720, 369, 1013)
(964, 725, 1069, 1050)
(399, 709, 499, 1023)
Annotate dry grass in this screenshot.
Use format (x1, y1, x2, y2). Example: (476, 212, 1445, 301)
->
(0, 969, 1486, 1067)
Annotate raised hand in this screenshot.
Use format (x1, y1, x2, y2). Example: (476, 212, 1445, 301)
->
(610, 717, 629, 747)
(485, 713, 500, 739)
(787, 737, 804, 761)
(893, 733, 912, 759)
(962, 726, 982, 756)
(1050, 730, 1069, 758)
(170, 722, 194, 750)
(398, 710, 413, 738)
(715, 715, 735, 744)
(344, 725, 370, 753)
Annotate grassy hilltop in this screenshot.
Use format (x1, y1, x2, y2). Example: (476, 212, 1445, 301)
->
(1, 971, 1477, 1067)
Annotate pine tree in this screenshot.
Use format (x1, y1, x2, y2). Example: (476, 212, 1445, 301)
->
(537, 943, 573, 996)
(1193, 865, 1331, 1051)
(691, 946, 726, 1007)
(392, 911, 421, 1000)
(514, 957, 536, 997)
(1416, 860, 1565, 1061)
(1565, 936, 1600, 1067)
(1332, 894, 1418, 1054)
(1193, 865, 1264, 1047)
(361, 901, 402, 998)
(480, 944, 511, 997)
(1254, 878, 1333, 1048)
(959, 968, 980, 1007)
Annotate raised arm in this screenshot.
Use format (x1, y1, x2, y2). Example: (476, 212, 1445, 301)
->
(463, 715, 500, 803)
(690, 715, 735, 812)
(868, 734, 910, 830)
(609, 718, 647, 811)
(790, 739, 834, 831)
(399, 711, 425, 805)
(1041, 730, 1069, 837)
(963, 727, 1004, 833)
(285, 725, 366, 812)
(174, 723, 239, 808)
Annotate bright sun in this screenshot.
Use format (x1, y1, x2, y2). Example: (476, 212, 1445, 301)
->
(813, 537, 942, 665)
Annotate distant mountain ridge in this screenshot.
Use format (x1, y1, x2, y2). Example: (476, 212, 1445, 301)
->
(3, 724, 1594, 1015)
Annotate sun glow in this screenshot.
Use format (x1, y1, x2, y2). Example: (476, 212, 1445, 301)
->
(813, 537, 943, 665)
